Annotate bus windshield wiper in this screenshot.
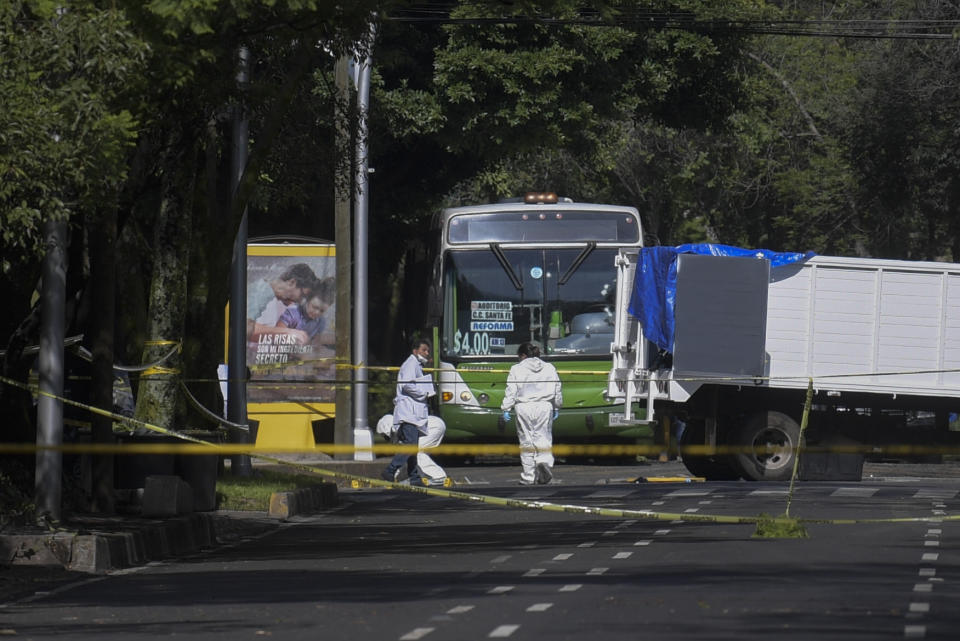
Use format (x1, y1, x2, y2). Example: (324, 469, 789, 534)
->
(489, 243, 523, 290)
(558, 241, 596, 285)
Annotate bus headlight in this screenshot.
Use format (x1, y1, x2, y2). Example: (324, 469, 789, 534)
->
(460, 391, 473, 402)
(477, 393, 489, 404)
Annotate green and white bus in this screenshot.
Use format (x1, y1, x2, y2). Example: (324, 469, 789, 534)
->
(427, 193, 649, 442)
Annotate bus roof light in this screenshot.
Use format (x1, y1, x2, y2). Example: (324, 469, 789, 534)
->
(524, 192, 558, 204)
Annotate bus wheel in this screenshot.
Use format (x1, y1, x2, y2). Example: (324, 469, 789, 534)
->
(678, 419, 739, 480)
(732, 411, 801, 482)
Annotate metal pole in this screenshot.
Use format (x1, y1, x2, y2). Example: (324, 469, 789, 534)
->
(352, 25, 376, 460)
(36, 217, 67, 522)
(228, 45, 253, 476)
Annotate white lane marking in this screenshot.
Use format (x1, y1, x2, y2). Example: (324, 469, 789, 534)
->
(921, 553, 939, 561)
(684, 508, 700, 513)
(654, 529, 671, 536)
(904, 624, 926, 638)
(663, 490, 713, 497)
(488, 586, 514, 594)
(699, 500, 712, 505)
(830, 487, 879, 497)
(913, 489, 957, 499)
(587, 567, 608, 576)
(919, 568, 936, 577)
(923, 541, 940, 547)
(749, 489, 787, 495)
(602, 530, 618, 536)
(490, 555, 511, 564)
(634, 540, 652, 546)
(913, 583, 933, 593)
(652, 501, 665, 506)
(587, 489, 634, 498)
(553, 553, 573, 561)
(925, 529, 941, 536)
(613, 552, 632, 559)
(447, 605, 475, 614)
(578, 541, 596, 548)
(558, 584, 582, 592)
(909, 603, 930, 613)
(932, 510, 946, 516)
(523, 569, 546, 577)
(488, 624, 520, 638)
(621, 520, 638, 526)
(400, 628, 435, 640)
(527, 603, 553, 612)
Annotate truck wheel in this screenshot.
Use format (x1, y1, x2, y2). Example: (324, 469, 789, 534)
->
(732, 411, 801, 481)
(678, 419, 740, 480)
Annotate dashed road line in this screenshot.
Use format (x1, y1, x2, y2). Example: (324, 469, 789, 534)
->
(488, 624, 520, 638)
(527, 603, 553, 612)
(447, 605, 475, 614)
(558, 584, 582, 592)
(830, 487, 879, 498)
(399, 627, 434, 640)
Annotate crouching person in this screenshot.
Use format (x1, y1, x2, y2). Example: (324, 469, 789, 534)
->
(376, 413, 448, 486)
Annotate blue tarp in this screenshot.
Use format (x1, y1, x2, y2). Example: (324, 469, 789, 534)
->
(627, 243, 815, 352)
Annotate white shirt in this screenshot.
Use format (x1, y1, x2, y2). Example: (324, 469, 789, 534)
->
(393, 353, 435, 428)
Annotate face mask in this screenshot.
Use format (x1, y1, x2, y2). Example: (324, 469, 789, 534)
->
(416, 353, 429, 365)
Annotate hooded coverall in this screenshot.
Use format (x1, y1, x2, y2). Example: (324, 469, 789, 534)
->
(376, 414, 447, 484)
(501, 356, 563, 483)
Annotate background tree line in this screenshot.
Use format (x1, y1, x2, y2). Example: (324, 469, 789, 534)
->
(2, 0, 960, 505)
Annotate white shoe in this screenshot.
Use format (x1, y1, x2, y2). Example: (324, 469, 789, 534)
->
(535, 463, 553, 485)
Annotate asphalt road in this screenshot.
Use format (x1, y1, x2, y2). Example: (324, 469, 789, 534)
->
(1, 460, 957, 640)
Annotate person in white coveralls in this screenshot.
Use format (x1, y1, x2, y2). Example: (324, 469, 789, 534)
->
(376, 414, 448, 486)
(501, 341, 563, 485)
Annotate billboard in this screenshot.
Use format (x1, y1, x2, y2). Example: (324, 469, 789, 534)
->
(245, 243, 336, 407)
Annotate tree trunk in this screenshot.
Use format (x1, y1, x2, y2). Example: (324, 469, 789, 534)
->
(134, 134, 196, 433)
(333, 56, 353, 458)
(88, 207, 116, 512)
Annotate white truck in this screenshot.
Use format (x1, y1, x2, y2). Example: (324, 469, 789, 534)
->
(607, 247, 960, 481)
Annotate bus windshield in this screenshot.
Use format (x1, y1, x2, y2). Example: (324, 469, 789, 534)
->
(442, 247, 618, 359)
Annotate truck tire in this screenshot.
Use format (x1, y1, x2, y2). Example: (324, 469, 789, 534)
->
(678, 419, 740, 480)
(732, 411, 801, 481)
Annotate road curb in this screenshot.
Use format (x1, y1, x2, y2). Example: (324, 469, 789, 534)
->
(268, 482, 339, 519)
(0, 513, 216, 574)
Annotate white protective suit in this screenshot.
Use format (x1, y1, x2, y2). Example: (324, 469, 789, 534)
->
(501, 356, 563, 483)
(376, 414, 447, 484)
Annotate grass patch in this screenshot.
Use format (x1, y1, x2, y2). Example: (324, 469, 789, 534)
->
(752, 512, 809, 539)
(216, 469, 327, 511)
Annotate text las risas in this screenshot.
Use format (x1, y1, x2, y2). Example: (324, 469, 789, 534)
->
(254, 333, 313, 364)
